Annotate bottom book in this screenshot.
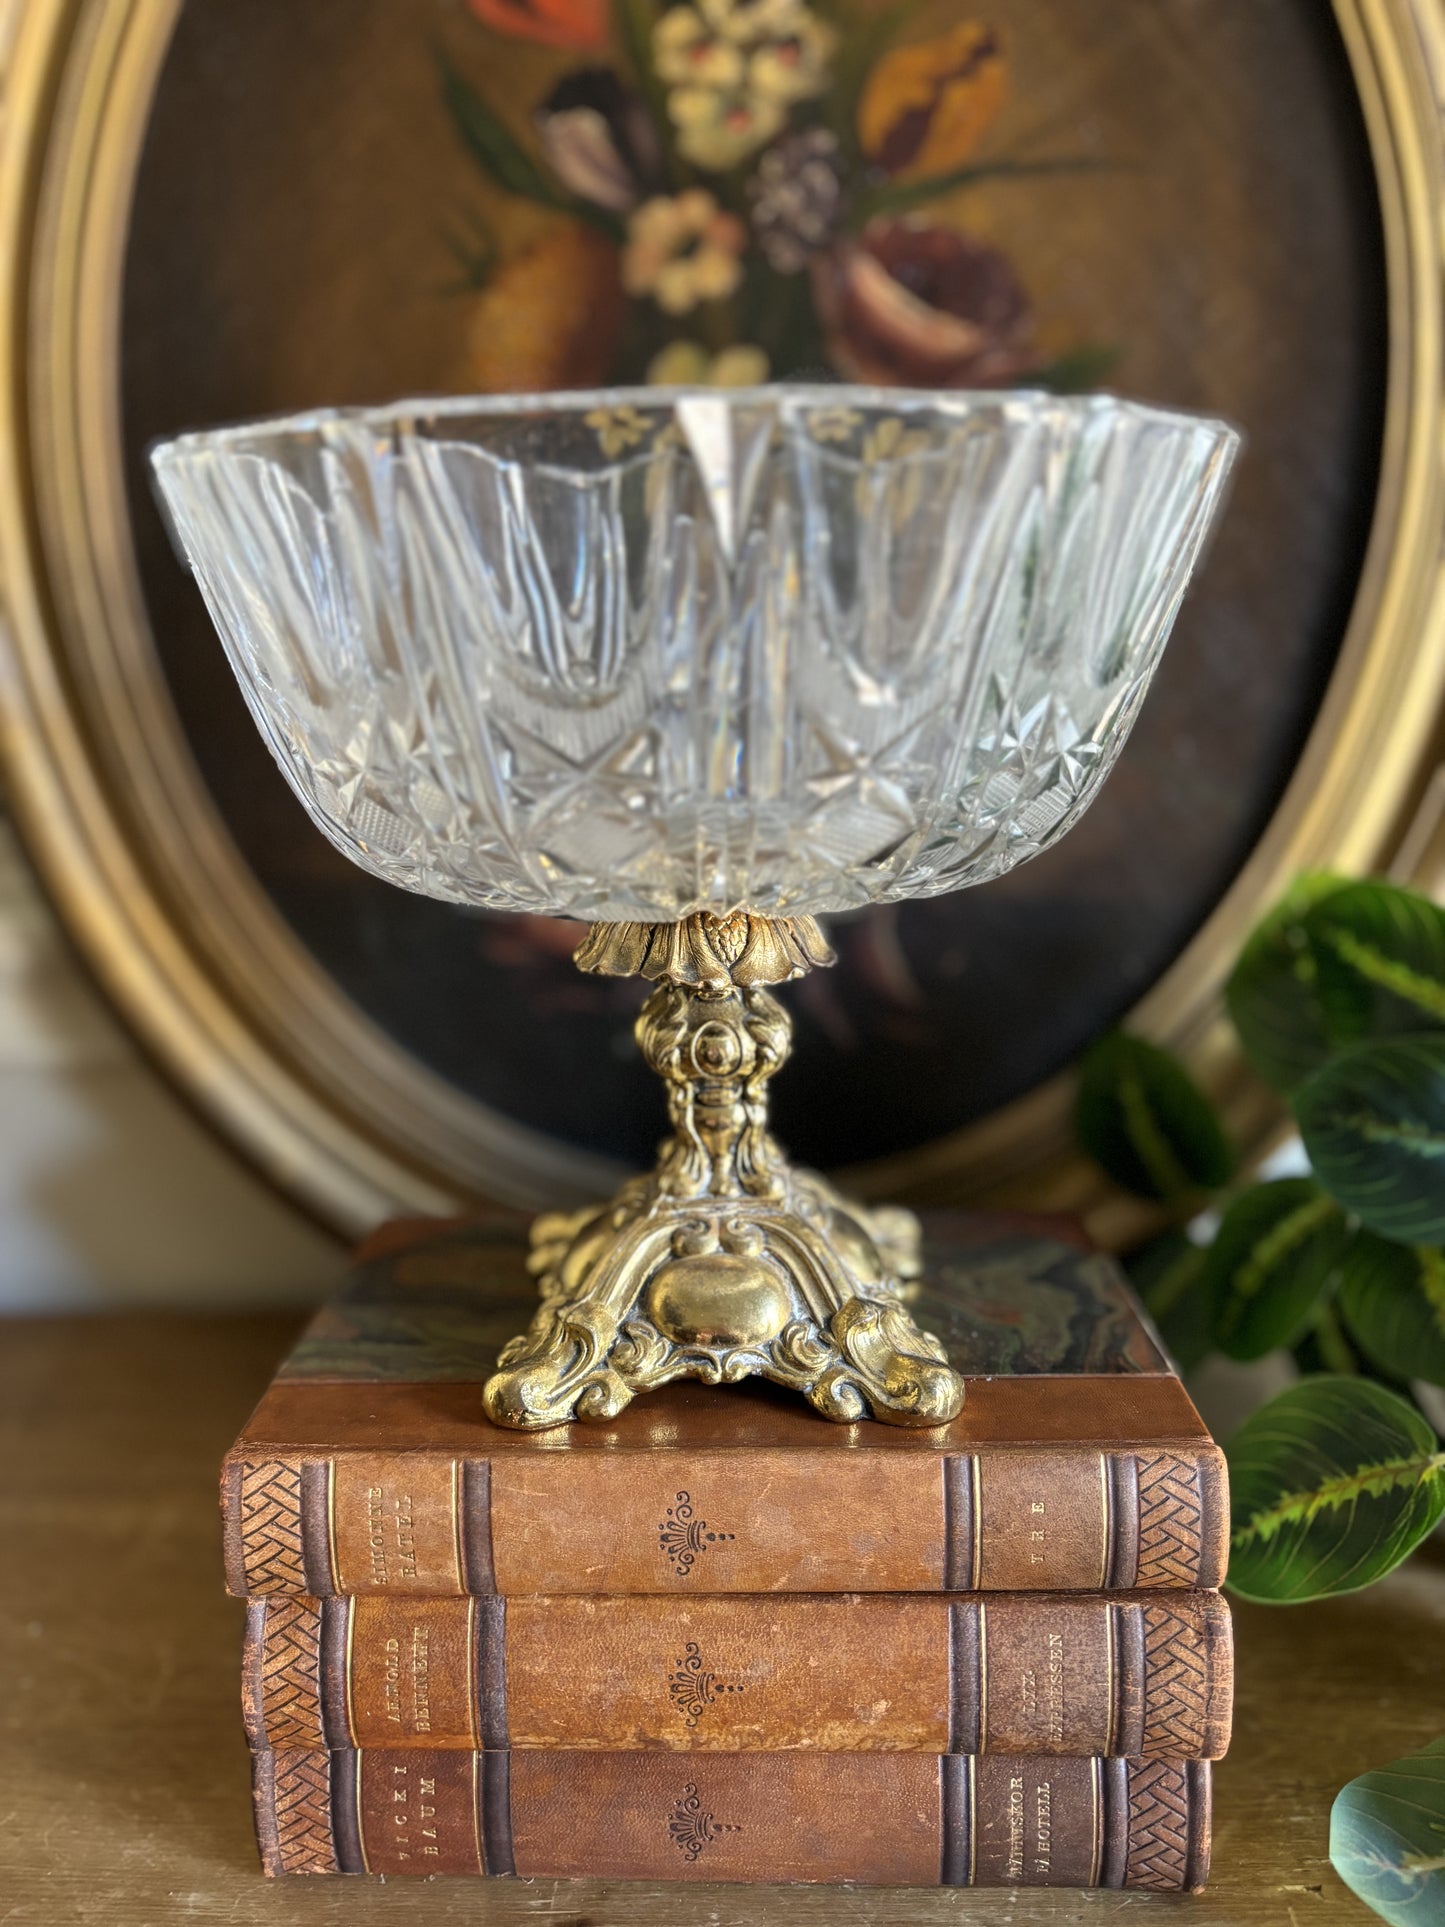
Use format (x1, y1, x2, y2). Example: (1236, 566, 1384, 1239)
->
(254, 1747, 1210, 1889)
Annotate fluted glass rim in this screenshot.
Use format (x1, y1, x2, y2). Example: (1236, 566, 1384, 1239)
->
(149, 382, 1241, 922)
(149, 382, 1240, 468)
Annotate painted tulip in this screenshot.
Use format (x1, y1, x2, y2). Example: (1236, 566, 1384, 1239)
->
(536, 69, 661, 211)
(466, 0, 608, 52)
(858, 22, 1007, 180)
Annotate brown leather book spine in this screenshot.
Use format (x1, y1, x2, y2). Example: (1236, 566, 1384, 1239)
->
(253, 1747, 1211, 1887)
(242, 1591, 1232, 1760)
(223, 1442, 1227, 1597)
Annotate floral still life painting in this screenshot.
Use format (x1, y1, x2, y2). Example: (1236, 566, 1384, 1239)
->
(441, 0, 1112, 393)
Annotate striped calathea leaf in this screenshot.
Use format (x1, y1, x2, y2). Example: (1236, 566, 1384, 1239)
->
(1204, 1178, 1349, 1362)
(1226, 1377, 1445, 1603)
(1226, 876, 1445, 1093)
(1337, 1231, 1445, 1388)
(1306, 879, 1445, 1051)
(1226, 871, 1355, 1091)
(1295, 1035, 1445, 1245)
(1331, 1736, 1445, 1927)
(1074, 1030, 1235, 1205)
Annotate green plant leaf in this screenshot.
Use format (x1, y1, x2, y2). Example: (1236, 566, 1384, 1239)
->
(1075, 1031, 1235, 1204)
(1296, 1035, 1445, 1244)
(1125, 1231, 1212, 1370)
(1331, 1736, 1445, 1927)
(1225, 871, 1351, 1090)
(1227, 876, 1445, 1092)
(438, 53, 621, 234)
(1290, 1298, 1371, 1378)
(1226, 1376, 1445, 1603)
(1309, 880, 1445, 1045)
(1337, 1230, 1445, 1388)
(1205, 1178, 1348, 1361)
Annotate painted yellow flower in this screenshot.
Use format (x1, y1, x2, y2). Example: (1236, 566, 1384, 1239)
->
(862, 417, 933, 464)
(858, 22, 1007, 181)
(698, 0, 803, 43)
(748, 10, 836, 104)
(646, 340, 770, 386)
(623, 191, 748, 315)
(806, 405, 863, 444)
(585, 405, 653, 457)
(654, 5, 746, 89)
(667, 85, 787, 170)
(655, 0, 836, 171)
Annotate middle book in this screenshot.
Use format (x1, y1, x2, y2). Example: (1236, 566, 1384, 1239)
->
(245, 1590, 1232, 1760)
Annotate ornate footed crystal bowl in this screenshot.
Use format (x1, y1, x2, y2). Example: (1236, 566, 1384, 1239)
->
(152, 386, 1238, 1431)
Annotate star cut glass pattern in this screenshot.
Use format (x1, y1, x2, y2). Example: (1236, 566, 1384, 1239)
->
(151, 386, 1238, 923)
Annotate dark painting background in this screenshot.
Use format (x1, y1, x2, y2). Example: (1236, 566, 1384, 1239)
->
(122, 0, 1384, 1170)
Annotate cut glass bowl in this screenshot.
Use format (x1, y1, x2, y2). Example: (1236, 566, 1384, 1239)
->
(151, 386, 1239, 925)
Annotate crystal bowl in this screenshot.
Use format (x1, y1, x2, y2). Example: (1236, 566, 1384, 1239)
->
(151, 386, 1238, 923)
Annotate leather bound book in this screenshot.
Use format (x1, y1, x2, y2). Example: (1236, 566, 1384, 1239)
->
(243, 1589, 1233, 1759)
(251, 1746, 1212, 1887)
(223, 1214, 1227, 1598)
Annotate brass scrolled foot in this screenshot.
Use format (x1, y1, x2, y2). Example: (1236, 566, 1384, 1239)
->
(808, 1297, 964, 1425)
(481, 913, 966, 1431)
(483, 1298, 631, 1429)
(481, 1200, 963, 1430)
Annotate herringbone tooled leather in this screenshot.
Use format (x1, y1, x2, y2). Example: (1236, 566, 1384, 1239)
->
(270, 1749, 335, 1874)
(1134, 1455, 1202, 1587)
(258, 1596, 324, 1747)
(1140, 1603, 1210, 1758)
(1123, 1759, 1191, 1890)
(240, 1459, 306, 1592)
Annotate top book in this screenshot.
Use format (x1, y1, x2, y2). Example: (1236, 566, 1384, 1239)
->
(222, 1214, 1226, 1599)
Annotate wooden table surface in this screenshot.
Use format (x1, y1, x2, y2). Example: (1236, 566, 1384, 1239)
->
(2, 1312, 1441, 1926)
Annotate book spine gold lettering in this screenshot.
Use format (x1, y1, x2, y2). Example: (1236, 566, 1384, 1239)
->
(226, 1445, 1224, 1597)
(244, 1592, 1231, 1760)
(254, 1748, 1210, 1888)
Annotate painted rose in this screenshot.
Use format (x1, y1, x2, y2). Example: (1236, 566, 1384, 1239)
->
(813, 219, 1036, 387)
(466, 0, 608, 52)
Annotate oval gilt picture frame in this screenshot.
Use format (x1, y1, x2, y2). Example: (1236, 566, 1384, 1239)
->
(0, 0, 1442, 1243)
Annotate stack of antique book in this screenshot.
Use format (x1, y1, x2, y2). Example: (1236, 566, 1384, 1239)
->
(222, 1211, 1232, 1889)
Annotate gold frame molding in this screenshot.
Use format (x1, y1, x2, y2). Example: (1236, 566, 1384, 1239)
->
(0, 0, 1442, 1242)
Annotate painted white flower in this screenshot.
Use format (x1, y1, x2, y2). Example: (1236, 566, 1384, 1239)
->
(668, 83, 787, 170)
(697, 0, 809, 44)
(623, 190, 748, 315)
(748, 11, 836, 103)
(653, 7, 745, 89)
(655, 0, 836, 170)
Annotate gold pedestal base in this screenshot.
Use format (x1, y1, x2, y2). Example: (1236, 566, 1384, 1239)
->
(482, 913, 966, 1431)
